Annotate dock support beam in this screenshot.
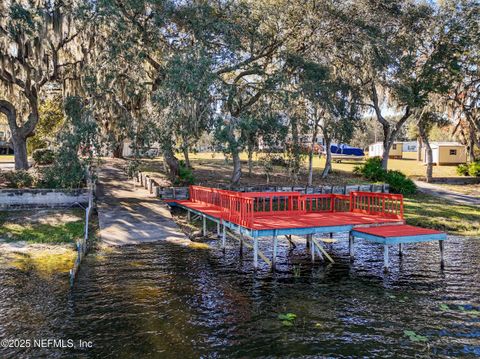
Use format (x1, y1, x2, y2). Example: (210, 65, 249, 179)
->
(253, 237, 259, 269)
(306, 234, 310, 249)
(383, 245, 389, 271)
(348, 233, 354, 261)
(187, 210, 191, 222)
(310, 235, 315, 263)
(399, 243, 403, 258)
(239, 232, 244, 256)
(202, 215, 207, 236)
(439, 240, 444, 268)
(272, 231, 278, 270)
(217, 221, 221, 238)
(221, 221, 226, 252)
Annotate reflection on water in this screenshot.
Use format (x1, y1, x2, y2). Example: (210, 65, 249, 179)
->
(0, 235, 479, 358)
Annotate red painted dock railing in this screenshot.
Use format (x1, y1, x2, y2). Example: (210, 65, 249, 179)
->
(187, 186, 404, 226)
(350, 191, 403, 219)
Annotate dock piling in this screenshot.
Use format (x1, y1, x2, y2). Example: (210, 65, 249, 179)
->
(202, 215, 207, 236)
(221, 221, 226, 251)
(383, 245, 389, 271)
(310, 235, 315, 263)
(187, 210, 191, 222)
(306, 234, 310, 249)
(439, 240, 445, 268)
(217, 221, 221, 238)
(272, 231, 278, 269)
(348, 233, 354, 261)
(253, 237, 259, 269)
(239, 231, 244, 256)
(399, 243, 403, 257)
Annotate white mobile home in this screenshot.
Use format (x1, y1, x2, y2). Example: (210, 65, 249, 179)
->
(368, 142, 403, 159)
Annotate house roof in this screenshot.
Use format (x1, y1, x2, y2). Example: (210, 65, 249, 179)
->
(430, 142, 464, 148)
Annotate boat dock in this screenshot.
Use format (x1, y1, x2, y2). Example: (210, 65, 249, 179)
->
(167, 186, 447, 270)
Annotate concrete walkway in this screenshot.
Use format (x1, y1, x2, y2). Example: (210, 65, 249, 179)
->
(413, 180, 480, 206)
(97, 160, 189, 246)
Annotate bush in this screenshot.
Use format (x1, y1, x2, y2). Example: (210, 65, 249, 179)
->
(32, 148, 55, 165)
(384, 170, 416, 195)
(270, 154, 287, 167)
(456, 161, 480, 177)
(4, 170, 35, 188)
(353, 157, 385, 181)
(354, 157, 416, 195)
(456, 164, 469, 176)
(174, 161, 195, 185)
(468, 161, 480, 177)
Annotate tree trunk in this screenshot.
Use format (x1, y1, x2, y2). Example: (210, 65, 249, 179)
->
(0, 99, 36, 170)
(112, 142, 124, 158)
(163, 146, 179, 179)
(247, 146, 253, 177)
(183, 146, 191, 169)
(321, 137, 332, 178)
(290, 116, 300, 184)
(231, 149, 242, 185)
(308, 119, 319, 186)
(11, 134, 29, 170)
(381, 138, 392, 170)
(419, 127, 433, 182)
(468, 130, 476, 162)
(417, 137, 423, 161)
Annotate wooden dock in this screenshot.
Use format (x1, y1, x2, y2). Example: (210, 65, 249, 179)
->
(167, 186, 447, 271)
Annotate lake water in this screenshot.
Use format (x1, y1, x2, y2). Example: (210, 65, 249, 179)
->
(0, 235, 479, 358)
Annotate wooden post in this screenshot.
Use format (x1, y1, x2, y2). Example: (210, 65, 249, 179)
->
(187, 210, 191, 222)
(439, 240, 444, 268)
(217, 221, 221, 238)
(306, 234, 310, 249)
(239, 231, 244, 256)
(221, 222, 226, 251)
(329, 232, 333, 238)
(399, 243, 403, 257)
(202, 215, 207, 236)
(253, 237, 259, 269)
(272, 231, 278, 269)
(310, 235, 315, 263)
(383, 245, 389, 271)
(348, 233, 354, 261)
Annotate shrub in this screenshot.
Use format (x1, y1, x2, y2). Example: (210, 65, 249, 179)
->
(174, 160, 195, 185)
(4, 170, 35, 188)
(354, 157, 416, 195)
(456, 164, 469, 176)
(32, 148, 55, 165)
(385, 170, 416, 195)
(270, 154, 287, 167)
(468, 161, 480, 177)
(353, 157, 385, 181)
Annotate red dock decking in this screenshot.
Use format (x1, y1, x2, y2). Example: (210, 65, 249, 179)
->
(168, 186, 405, 236)
(171, 199, 403, 231)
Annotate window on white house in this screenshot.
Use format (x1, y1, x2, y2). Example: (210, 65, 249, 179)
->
(449, 149, 457, 156)
(392, 144, 397, 150)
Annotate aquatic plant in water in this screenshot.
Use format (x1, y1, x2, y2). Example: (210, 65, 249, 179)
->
(278, 313, 297, 326)
(404, 330, 428, 342)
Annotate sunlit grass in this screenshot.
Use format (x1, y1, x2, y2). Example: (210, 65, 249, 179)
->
(0, 221, 84, 243)
(404, 193, 480, 236)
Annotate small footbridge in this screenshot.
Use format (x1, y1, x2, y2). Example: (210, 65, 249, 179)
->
(167, 186, 447, 271)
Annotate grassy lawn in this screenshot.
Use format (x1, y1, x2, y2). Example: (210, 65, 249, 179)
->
(140, 152, 458, 187)
(404, 193, 480, 237)
(0, 209, 85, 244)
